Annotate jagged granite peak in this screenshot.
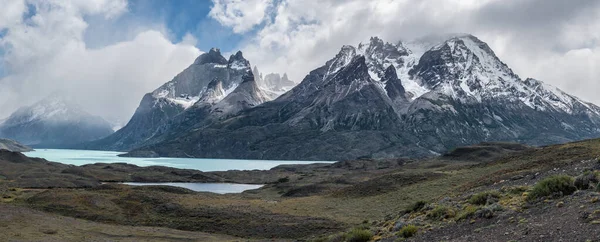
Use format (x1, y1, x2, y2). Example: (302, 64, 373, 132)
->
(211, 70, 271, 116)
(82, 47, 254, 151)
(330, 55, 371, 85)
(193, 48, 228, 65)
(250, 65, 296, 96)
(0, 94, 113, 147)
(283, 55, 401, 131)
(264, 73, 281, 83)
(383, 65, 406, 101)
(324, 45, 358, 79)
(227, 51, 250, 70)
(282, 73, 291, 83)
(252, 66, 261, 82)
(321, 39, 428, 101)
(358, 36, 410, 81)
(259, 72, 295, 93)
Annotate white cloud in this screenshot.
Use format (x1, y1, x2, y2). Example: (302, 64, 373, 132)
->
(0, 0, 26, 29)
(0, 0, 200, 124)
(211, 0, 600, 105)
(235, 0, 497, 84)
(209, 0, 273, 33)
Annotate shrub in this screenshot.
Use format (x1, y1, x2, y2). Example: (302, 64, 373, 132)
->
(501, 186, 529, 195)
(397, 224, 418, 238)
(596, 182, 600, 192)
(456, 205, 478, 221)
(344, 228, 373, 242)
(276, 177, 290, 183)
(527, 175, 576, 201)
(468, 191, 501, 205)
(574, 172, 598, 190)
(406, 200, 427, 213)
(427, 205, 455, 220)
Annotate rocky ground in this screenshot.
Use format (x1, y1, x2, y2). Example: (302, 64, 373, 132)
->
(331, 140, 600, 242)
(2, 141, 600, 241)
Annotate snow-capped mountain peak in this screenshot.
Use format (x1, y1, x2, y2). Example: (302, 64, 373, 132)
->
(357, 36, 410, 81)
(314, 34, 597, 117)
(120, 34, 600, 161)
(228, 51, 250, 70)
(0, 93, 114, 146)
(4, 94, 87, 125)
(324, 45, 358, 79)
(407, 34, 593, 114)
(211, 70, 271, 116)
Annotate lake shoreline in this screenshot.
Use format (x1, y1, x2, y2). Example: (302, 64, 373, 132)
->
(117, 182, 264, 194)
(24, 148, 333, 172)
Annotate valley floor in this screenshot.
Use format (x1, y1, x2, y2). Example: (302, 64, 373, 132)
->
(1, 140, 600, 241)
(0, 203, 241, 242)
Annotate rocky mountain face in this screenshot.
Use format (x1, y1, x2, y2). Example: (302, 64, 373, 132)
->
(404, 35, 600, 150)
(126, 54, 426, 160)
(123, 34, 600, 160)
(84, 49, 278, 151)
(0, 94, 113, 147)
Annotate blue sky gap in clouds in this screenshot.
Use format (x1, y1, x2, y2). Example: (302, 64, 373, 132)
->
(83, 0, 245, 53)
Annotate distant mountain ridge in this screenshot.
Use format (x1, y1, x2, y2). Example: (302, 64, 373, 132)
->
(119, 34, 600, 160)
(0, 94, 114, 147)
(0, 138, 33, 152)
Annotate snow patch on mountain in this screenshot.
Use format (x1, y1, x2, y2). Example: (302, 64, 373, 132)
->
(211, 71, 271, 116)
(229, 60, 248, 70)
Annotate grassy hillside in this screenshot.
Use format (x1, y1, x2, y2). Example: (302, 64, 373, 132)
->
(1, 140, 600, 241)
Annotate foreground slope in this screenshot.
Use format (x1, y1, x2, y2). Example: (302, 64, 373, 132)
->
(4, 138, 600, 241)
(128, 34, 600, 160)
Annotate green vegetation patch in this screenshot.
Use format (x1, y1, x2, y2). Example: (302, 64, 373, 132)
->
(468, 190, 501, 205)
(456, 205, 479, 221)
(427, 205, 456, 220)
(527, 175, 576, 201)
(397, 224, 418, 238)
(405, 200, 428, 213)
(344, 228, 373, 242)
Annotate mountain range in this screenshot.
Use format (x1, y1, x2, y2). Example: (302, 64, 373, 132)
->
(78, 34, 600, 160)
(0, 94, 114, 147)
(82, 48, 290, 152)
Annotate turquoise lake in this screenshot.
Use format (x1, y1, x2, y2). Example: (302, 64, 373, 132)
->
(24, 149, 331, 172)
(24, 149, 331, 193)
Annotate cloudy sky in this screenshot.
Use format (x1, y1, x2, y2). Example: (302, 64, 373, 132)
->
(0, 0, 598, 124)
